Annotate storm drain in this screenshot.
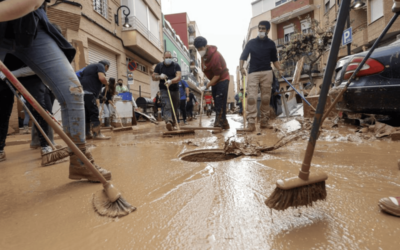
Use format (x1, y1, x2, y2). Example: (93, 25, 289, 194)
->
(180, 149, 239, 163)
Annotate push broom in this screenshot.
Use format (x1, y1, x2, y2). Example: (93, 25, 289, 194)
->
(265, 0, 351, 211)
(109, 101, 134, 132)
(237, 75, 249, 133)
(0, 61, 136, 217)
(5, 80, 69, 166)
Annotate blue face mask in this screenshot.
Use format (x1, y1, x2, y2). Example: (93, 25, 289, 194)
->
(164, 58, 173, 65)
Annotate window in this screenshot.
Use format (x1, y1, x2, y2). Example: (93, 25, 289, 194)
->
(275, 0, 288, 7)
(137, 63, 147, 73)
(370, 0, 383, 23)
(93, 0, 108, 18)
(324, 0, 330, 13)
(284, 25, 294, 43)
(301, 20, 311, 34)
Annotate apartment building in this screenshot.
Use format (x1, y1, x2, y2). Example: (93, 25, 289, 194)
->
(243, 0, 400, 91)
(46, 0, 164, 98)
(164, 13, 205, 86)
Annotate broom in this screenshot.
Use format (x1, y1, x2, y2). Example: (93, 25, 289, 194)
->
(5, 80, 69, 166)
(0, 61, 136, 217)
(109, 102, 133, 132)
(237, 75, 249, 133)
(265, 0, 351, 211)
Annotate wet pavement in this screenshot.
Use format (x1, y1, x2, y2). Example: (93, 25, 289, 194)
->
(1, 114, 400, 249)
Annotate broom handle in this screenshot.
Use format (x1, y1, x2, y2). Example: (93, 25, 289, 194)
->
(5, 80, 56, 150)
(0, 61, 108, 186)
(243, 75, 247, 128)
(321, 12, 400, 123)
(299, 0, 351, 180)
(199, 90, 204, 127)
(166, 84, 180, 130)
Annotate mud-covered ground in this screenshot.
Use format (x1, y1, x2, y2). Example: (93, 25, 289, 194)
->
(1, 114, 400, 249)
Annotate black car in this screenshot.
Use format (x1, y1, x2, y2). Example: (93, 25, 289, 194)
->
(330, 40, 400, 116)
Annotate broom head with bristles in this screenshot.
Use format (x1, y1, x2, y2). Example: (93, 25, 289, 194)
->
(41, 147, 70, 166)
(93, 182, 136, 217)
(113, 126, 133, 132)
(265, 172, 328, 211)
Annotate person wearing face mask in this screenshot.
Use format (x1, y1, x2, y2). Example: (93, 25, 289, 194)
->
(152, 51, 182, 131)
(116, 79, 129, 93)
(194, 36, 230, 130)
(239, 21, 283, 132)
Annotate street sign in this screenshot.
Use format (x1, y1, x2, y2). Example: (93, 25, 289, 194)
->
(128, 61, 137, 71)
(342, 27, 352, 46)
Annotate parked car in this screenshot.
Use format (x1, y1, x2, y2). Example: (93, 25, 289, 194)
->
(329, 39, 400, 116)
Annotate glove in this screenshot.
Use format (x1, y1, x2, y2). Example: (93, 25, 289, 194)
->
(0, 71, 5, 81)
(165, 80, 172, 87)
(200, 86, 207, 91)
(159, 73, 167, 80)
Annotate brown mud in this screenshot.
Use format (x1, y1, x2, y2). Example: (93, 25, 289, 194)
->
(0, 115, 400, 249)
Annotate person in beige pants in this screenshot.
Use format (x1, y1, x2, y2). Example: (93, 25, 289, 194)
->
(239, 21, 283, 131)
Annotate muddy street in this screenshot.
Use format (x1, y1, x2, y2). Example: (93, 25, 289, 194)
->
(0, 114, 399, 249)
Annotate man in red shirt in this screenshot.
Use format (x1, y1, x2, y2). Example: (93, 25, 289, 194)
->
(194, 36, 230, 129)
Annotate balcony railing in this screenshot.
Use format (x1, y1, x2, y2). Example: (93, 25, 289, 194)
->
(123, 16, 161, 49)
(189, 36, 195, 45)
(274, 31, 315, 48)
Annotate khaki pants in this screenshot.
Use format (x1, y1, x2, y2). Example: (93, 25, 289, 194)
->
(246, 70, 273, 123)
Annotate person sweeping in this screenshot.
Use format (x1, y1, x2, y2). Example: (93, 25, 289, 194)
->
(194, 36, 230, 130)
(152, 51, 182, 131)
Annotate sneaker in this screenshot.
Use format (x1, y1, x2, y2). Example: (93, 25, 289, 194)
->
(166, 122, 173, 131)
(379, 197, 400, 217)
(184, 120, 188, 125)
(0, 150, 5, 162)
(92, 125, 110, 140)
(41, 146, 53, 155)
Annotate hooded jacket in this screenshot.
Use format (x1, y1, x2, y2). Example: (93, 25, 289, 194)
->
(201, 46, 230, 83)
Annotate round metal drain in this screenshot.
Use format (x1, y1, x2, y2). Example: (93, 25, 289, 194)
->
(179, 149, 239, 162)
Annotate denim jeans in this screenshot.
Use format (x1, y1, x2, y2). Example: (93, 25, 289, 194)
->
(23, 108, 30, 126)
(211, 80, 229, 125)
(0, 26, 85, 146)
(160, 89, 179, 124)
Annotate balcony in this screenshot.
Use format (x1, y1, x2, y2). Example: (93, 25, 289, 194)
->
(274, 31, 315, 48)
(271, 0, 315, 24)
(47, 2, 81, 32)
(189, 36, 195, 45)
(122, 16, 163, 64)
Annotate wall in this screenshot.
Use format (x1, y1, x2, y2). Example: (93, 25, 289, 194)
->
(165, 13, 189, 49)
(277, 12, 314, 39)
(164, 32, 190, 69)
(271, 0, 314, 19)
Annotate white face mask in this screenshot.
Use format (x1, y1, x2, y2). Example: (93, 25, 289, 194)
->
(258, 32, 266, 38)
(164, 58, 173, 65)
(198, 50, 206, 57)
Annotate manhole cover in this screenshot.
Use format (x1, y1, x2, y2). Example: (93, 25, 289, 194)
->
(180, 149, 238, 162)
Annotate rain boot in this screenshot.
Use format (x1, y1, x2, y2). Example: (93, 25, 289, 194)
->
(0, 150, 5, 162)
(104, 118, 111, 128)
(222, 119, 230, 130)
(69, 145, 112, 182)
(92, 125, 110, 140)
(260, 119, 273, 129)
(86, 122, 92, 139)
(213, 113, 222, 128)
(247, 123, 256, 132)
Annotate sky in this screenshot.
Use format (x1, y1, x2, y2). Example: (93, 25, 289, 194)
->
(161, 0, 253, 84)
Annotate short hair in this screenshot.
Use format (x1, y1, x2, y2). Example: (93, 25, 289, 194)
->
(258, 21, 271, 30)
(164, 51, 172, 56)
(118, 78, 123, 82)
(194, 36, 207, 49)
(99, 60, 110, 66)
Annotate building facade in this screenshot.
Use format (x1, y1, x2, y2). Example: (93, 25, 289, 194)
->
(47, 0, 164, 99)
(241, 0, 400, 92)
(164, 13, 205, 86)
